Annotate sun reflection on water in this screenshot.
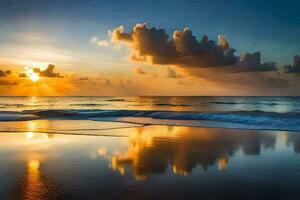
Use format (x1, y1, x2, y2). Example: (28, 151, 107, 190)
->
(26, 132, 35, 139)
(23, 159, 46, 200)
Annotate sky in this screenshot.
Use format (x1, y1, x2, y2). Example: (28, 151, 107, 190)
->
(0, 0, 299, 96)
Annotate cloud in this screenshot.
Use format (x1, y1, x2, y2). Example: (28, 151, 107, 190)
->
(103, 78, 111, 86)
(111, 23, 238, 67)
(111, 23, 279, 73)
(19, 73, 26, 78)
(79, 77, 89, 81)
(90, 36, 110, 47)
(19, 64, 62, 78)
(233, 52, 277, 73)
(284, 55, 300, 73)
(111, 26, 132, 42)
(97, 40, 110, 47)
(37, 64, 62, 78)
(90, 36, 98, 43)
(0, 70, 12, 77)
(218, 35, 229, 49)
(133, 67, 147, 75)
(104, 23, 300, 95)
(97, 76, 111, 86)
(178, 79, 187, 85)
(185, 51, 276, 74)
(166, 67, 182, 78)
(0, 80, 17, 86)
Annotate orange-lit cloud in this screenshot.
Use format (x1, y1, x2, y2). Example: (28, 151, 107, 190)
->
(20, 64, 62, 79)
(0, 70, 12, 77)
(166, 67, 182, 78)
(133, 67, 147, 75)
(0, 69, 17, 85)
(0, 80, 17, 85)
(111, 23, 279, 73)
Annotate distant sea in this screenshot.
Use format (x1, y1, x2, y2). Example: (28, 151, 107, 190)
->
(0, 96, 300, 131)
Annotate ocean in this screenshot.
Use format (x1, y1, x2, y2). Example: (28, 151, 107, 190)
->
(0, 96, 300, 132)
(1, 96, 300, 199)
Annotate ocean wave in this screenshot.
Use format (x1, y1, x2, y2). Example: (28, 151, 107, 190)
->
(0, 112, 38, 121)
(0, 103, 56, 108)
(0, 109, 300, 131)
(69, 103, 109, 107)
(153, 103, 189, 107)
(105, 98, 125, 102)
(211, 101, 281, 106)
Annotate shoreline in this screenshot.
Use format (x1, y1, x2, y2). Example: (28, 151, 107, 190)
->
(0, 119, 300, 134)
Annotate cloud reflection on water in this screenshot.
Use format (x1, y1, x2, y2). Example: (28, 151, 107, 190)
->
(96, 126, 290, 179)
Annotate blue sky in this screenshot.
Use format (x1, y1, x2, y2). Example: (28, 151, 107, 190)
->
(1, 0, 299, 66)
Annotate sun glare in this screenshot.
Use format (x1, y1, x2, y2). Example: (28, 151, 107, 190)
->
(24, 67, 40, 82)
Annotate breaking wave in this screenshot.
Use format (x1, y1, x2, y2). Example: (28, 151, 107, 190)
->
(0, 109, 300, 132)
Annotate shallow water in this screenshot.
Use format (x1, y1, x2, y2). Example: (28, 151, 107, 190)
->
(1, 121, 300, 200)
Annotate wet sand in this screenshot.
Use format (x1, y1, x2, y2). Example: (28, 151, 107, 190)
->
(1, 120, 300, 200)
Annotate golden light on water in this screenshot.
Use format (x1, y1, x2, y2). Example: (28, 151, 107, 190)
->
(23, 159, 46, 200)
(26, 132, 35, 139)
(28, 159, 40, 170)
(217, 156, 229, 171)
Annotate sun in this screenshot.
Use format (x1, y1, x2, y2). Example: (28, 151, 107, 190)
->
(24, 67, 40, 82)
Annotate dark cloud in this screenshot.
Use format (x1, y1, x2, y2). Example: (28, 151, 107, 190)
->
(284, 55, 300, 73)
(133, 67, 147, 75)
(167, 67, 182, 78)
(0, 70, 12, 77)
(79, 77, 89, 81)
(238, 52, 277, 72)
(112, 23, 238, 68)
(0, 80, 17, 86)
(182, 66, 291, 92)
(19, 73, 26, 78)
(178, 79, 187, 85)
(112, 23, 277, 73)
(222, 52, 277, 73)
(97, 77, 111, 86)
(103, 78, 111, 86)
(19, 64, 63, 78)
(36, 64, 62, 78)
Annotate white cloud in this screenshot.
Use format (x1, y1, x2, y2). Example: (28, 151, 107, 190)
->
(97, 40, 110, 47)
(90, 36, 110, 47)
(90, 36, 98, 43)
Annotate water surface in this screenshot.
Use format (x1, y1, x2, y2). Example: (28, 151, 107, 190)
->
(1, 96, 300, 131)
(1, 96, 300, 199)
(1, 121, 300, 199)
